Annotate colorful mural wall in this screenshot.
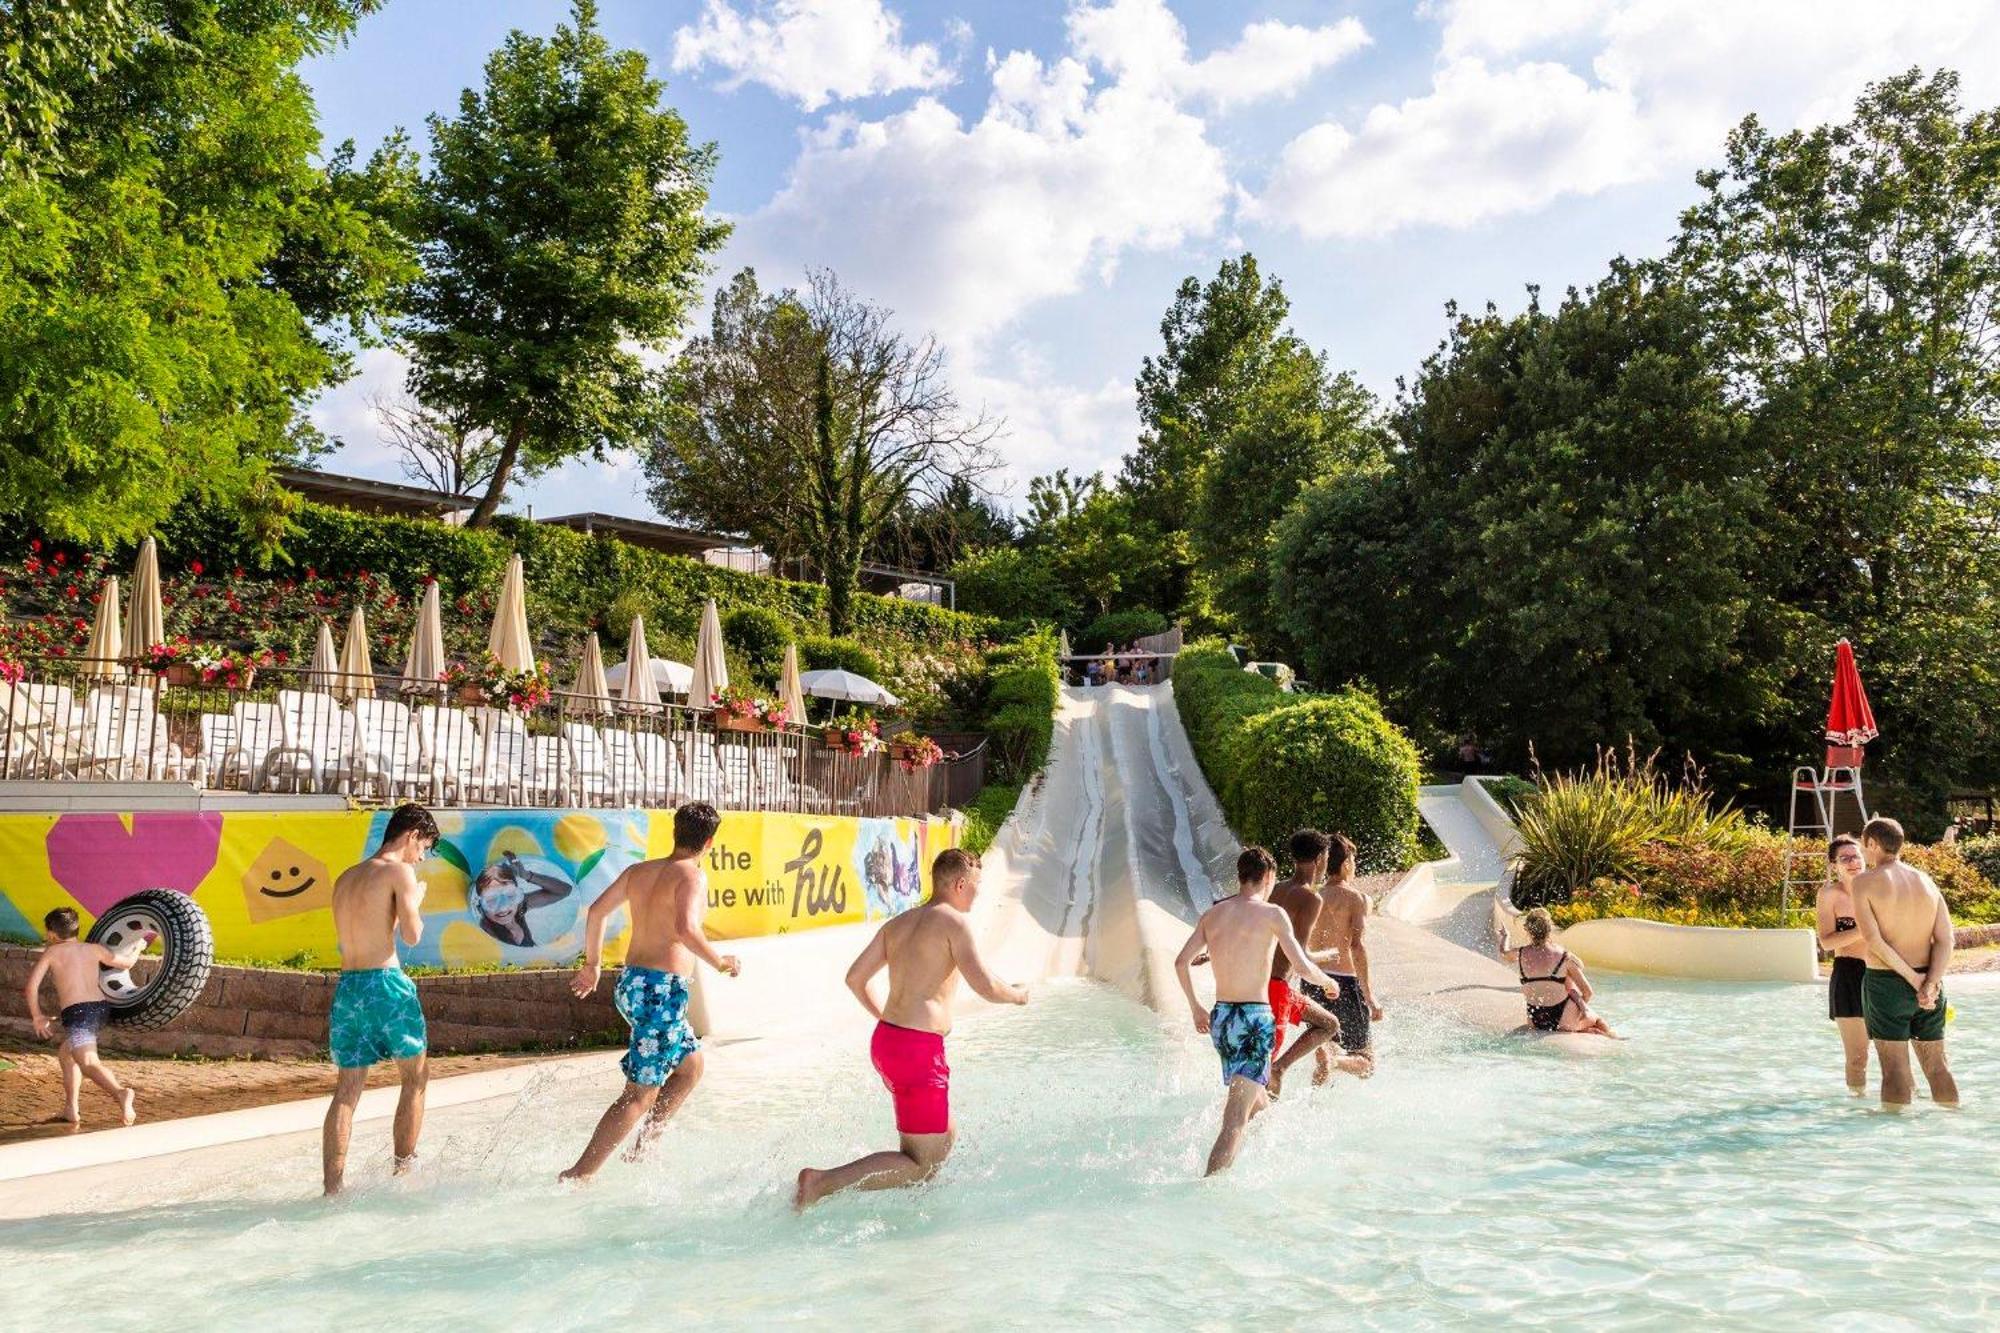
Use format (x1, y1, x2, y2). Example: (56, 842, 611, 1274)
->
(0, 808, 957, 970)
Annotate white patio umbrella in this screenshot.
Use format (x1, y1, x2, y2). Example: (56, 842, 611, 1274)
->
(567, 632, 613, 716)
(337, 606, 376, 701)
(797, 668, 900, 707)
(688, 598, 728, 708)
(81, 576, 125, 680)
(1058, 628, 1071, 660)
(617, 614, 662, 709)
(778, 643, 808, 724)
(305, 619, 340, 692)
(604, 656, 693, 696)
(401, 579, 448, 691)
(488, 553, 535, 672)
(124, 538, 164, 656)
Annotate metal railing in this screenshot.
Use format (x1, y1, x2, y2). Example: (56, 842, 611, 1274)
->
(0, 657, 953, 818)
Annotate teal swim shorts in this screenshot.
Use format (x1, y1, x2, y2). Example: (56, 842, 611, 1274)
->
(330, 967, 428, 1068)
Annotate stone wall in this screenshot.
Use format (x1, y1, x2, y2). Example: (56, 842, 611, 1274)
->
(1, 946, 623, 1059)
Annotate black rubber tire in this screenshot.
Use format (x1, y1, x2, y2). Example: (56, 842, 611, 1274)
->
(85, 889, 215, 1030)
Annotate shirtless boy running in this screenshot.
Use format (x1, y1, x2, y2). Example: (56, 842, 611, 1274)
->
(23, 907, 143, 1127)
(323, 802, 437, 1195)
(562, 801, 740, 1181)
(1852, 817, 1960, 1109)
(1303, 832, 1384, 1073)
(795, 848, 1027, 1209)
(1175, 847, 1342, 1176)
(1264, 830, 1370, 1093)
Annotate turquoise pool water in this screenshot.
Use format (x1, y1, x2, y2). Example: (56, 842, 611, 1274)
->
(1, 975, 1993, 1330)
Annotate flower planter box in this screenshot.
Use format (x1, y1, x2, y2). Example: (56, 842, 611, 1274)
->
(160, 664, 199, 687)
(714, 712, 769, 734)
(456, 683, 489, 706)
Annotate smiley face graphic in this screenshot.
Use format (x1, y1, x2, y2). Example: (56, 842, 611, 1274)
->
(240, 837, 335, 924)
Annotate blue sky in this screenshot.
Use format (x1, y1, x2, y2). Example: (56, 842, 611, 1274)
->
(302, 0, 2000, 520)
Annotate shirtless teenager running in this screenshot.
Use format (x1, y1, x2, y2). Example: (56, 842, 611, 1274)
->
(1175, 847, 1341, 1176)
(1852, 816, 1960, 1109)
(323, 802, 438, 1195)
(795, 848, 1028, 1209)
(1263, 829, 1371, 1094)
(1302, 832, 1384, 1073)
(562, 801, 740, 1181)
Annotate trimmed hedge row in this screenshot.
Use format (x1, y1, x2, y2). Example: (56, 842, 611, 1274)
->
(149, 499, 992, 649)
(984, 627, 1062, 783)
(1173, 641, 1422, 872)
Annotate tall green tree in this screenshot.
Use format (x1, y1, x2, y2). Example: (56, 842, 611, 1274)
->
(401, 0, 727, 527)
(649, 268, 998, 634)
(0, 0, 414, 544)
(1672, 67, 2000, 799)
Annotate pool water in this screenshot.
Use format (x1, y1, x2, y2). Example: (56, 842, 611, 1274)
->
(1, 975, 1993, 1330)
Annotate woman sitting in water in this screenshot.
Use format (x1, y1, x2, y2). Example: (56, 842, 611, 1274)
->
(1817, 834, 1872, 1094)
(1500, 908, 1618, 1038)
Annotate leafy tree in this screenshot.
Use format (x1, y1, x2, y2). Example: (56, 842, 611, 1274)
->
(1120, 255, 1297, 532)
(947, 545, 1075, 626)
(400, 0, 727, 527)
(0, 0, 415, 544)
(869, 476, 1014, 572)
(649, 268, 998, 635)
(1672, 67, 2000, 797)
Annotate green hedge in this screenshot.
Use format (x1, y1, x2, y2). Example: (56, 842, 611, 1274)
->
(1077, 608, 1168, 653)
(723, 605, 793, 683)
(961, 782, 1022, 856)
(984, 626, 1061, 782)
(1173, 639, 1422, 872)
(799, 635, 885, 682)
(147, 498, 992, 649)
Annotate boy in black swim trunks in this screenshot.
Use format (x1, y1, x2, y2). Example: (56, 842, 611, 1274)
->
(23, 908, 144, 1127)
(1302, 832, 1383, 1072)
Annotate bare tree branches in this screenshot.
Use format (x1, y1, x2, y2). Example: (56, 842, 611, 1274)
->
(373, 393, 502, 497)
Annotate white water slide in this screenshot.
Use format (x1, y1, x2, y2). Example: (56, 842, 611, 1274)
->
(971, 685, 1522, 1035)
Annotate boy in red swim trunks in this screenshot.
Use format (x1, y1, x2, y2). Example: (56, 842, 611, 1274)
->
(794, 848, 1027, 1209)
(1263, 830, 1359, 1094)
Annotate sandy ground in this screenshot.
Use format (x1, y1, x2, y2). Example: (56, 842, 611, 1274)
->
(0, 1035, 581, 1143)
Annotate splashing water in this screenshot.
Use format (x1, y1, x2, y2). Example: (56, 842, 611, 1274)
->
(1, 975, 1994, 1330)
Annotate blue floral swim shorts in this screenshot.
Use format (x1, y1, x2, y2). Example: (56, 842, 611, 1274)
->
(616, 966, 698, 1086)
(330, 967, 428, 1069)
(1210, 1000, 1276, 1086)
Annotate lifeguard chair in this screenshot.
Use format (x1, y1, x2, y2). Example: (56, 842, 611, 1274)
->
(1781, 639, 1877, 919)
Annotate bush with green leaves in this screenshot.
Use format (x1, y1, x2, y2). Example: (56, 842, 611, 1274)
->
(983, 627, 1060, 782)
(722, 605, 793, 683)
(960, 782, 1022, 856)
(1077, 608, 1169, 654)
(798, 635, 885, 683)
(1172, 638, 1422, 871)
(1958, 835, 2000, 890)
(1511, 747, 1753, 908)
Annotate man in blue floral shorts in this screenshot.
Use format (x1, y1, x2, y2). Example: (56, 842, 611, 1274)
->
(562, 802, 741, 1182)
(323, 804, 438, 1196)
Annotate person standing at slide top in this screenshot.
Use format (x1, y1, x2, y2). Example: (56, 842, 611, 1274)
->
(1176, 847, 1342, 1177)
(562, 801, 741, 1182)
(795, 849, 1028, 1209)
(1852, 817, 1960, 1110)
(323, 803, 438, 1196)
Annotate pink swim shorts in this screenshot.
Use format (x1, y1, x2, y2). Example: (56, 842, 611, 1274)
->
(870, 1020, 951, 1135)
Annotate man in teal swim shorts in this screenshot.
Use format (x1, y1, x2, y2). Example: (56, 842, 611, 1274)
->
(322, 803, 438, 1195)
(1174, 846, 1341, 1176)
(1853, 817, 1960, 1109)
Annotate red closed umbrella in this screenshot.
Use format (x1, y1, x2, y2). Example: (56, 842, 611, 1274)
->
(1825, 638, 1878, 748)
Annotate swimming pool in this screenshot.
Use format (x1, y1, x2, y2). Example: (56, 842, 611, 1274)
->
(0, 974, 1992, 1330)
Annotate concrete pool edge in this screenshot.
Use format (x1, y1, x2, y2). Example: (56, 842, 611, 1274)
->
(0, 1048, 621, 1183)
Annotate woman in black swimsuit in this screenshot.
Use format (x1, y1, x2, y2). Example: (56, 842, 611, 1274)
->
(1816, 834, 1871, 1094)
(1500, 907, 1618, 1037)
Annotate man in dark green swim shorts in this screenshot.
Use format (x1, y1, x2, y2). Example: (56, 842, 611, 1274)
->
(1853, 817, 1960, 1109)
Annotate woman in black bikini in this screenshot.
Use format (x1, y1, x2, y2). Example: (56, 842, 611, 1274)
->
(1816, 834, 1871, 1094)
(1500, 907, 1617, 1037)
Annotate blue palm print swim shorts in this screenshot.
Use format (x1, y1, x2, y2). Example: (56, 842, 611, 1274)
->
(616, 966, 699, 1086)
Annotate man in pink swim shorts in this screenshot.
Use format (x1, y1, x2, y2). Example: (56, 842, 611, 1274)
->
(793, 849, 1028, 1209)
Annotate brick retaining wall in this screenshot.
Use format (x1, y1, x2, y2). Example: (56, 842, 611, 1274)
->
(1, 945, 623, 1059)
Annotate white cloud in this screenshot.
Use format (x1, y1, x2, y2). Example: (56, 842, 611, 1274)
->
(1254, 0, 2000, 240)
(671, 0, 955, 111)
(1068, 0, 1369, 110)
(1250, 58, 1648, 239)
